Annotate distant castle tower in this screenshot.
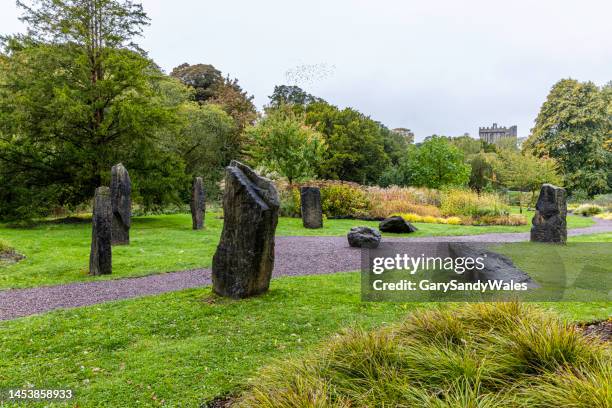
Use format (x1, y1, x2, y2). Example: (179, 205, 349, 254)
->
(478, 123, 517, 144)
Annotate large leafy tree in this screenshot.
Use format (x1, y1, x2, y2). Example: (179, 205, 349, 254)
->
(0, 0, 181, 218)
(268, 85, 323, 108)
(208, 77, 258, 160)
(524, 79, 611, 196)
(380, 125, 409, 165)
(493, 150, 561, 211)
(302, 102, 390, 184)
(171, 62, 257, 161)
(245, 108, 326, 185)
(170, 63, 223, 103)
(408, 136, 470, 189)
(468, 151, 497, 194)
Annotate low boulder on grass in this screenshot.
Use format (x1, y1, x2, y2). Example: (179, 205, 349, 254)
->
(379, 216, 418, 233)
(236, 303, 610, 408)
(347, 226, 381, 248)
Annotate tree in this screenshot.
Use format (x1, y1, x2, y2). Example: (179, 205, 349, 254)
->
(268, 85, 323, 108)
(208, 77, 258, 160)
(524, 79, 611, 196)
(494, 150, 562, 212)
(170, 63, 223, 103)
(0, 0, 181, 219)
(170, 62, 258, 161)
(446, 134, 496, 156)
(407, 137, 470, 189)
(156, 96, 235, 200)
(302, 102, 391, 184)
(468, 151, 496, 194)
(378, 145, 416, 187)
(245, 108, 326, 185)
(380, 126, 409, 165)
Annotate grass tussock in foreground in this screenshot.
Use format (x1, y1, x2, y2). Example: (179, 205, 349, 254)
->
(237, 303, 611, 408)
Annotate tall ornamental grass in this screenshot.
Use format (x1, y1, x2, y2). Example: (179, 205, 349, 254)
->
(440, 189, 510, 218)
(237, 303, 610, 408)
(367, 186, 441, 218)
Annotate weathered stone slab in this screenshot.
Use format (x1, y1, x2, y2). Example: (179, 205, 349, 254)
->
(191, 177, 205, 230)
(110, 163, 131, 245)
(379, 216, 418, 233)
(90, 186, 112, 276)
(212, 161, 280, 298)
(300, 186, 323, 229)
(347, 226, 381, 248)
(530, 184, 567, 243)
(448, 243, 539, 289)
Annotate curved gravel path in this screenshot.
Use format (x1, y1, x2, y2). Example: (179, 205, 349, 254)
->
(1, 218, 610, 321)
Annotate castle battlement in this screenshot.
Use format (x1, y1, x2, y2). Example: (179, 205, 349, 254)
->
(479, 123, 517, 144)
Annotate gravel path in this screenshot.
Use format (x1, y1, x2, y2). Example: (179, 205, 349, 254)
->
(1, 218, 610, 321)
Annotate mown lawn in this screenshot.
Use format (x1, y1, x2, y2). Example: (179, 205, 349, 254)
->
(491, 232, 611, 303)
(0, 271, 608, 408)
(0, 212, 595, 289)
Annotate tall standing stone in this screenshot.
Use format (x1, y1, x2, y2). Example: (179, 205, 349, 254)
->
(190, 177, 206, 230)
(110, 163, 131, 245)
(300, 186, 323, 229)
(90, 187, 112, 276)
(530, 183, 567, 243)
(212, 161, 280, 298)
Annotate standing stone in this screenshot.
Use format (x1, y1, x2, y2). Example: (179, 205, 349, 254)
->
(212, 161, 280, 298)
(300, 186, 323, 229)
(191, 177, 206, 230)
(110, 163, 131, 245)
(530, 184, 567, 243)
(90, 187, 112, 276)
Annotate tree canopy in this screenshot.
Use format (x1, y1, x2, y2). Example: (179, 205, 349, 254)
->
(0, 0, 183, 218)
(245, 108, 326, 184)
(524, 79, 611, 196)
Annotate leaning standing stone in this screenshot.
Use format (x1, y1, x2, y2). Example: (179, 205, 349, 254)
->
(90, 186, 112, 276)
(300, 186, 323, 229)
(212, 161, 280, 298)
(191, 177, 205, 230)
(530, 183, 567, 243)
(110, 163, 131, 245)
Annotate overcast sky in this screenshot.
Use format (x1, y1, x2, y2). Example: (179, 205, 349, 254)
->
(2, 0, 611, 140)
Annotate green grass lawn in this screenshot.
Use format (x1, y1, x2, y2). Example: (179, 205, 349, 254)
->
(0, 272, 608, 407)
(491, 233, 611, 303)
(0, 212, 596, 290)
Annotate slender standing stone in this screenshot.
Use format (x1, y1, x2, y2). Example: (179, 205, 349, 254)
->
(191, 177, 206, 230)
(530, 184, 567, 243)
(300, 186, 323, 229)
(110, 163, 131, 245)
(90, 186, 112, 275)
(212, 161, 280, 298)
